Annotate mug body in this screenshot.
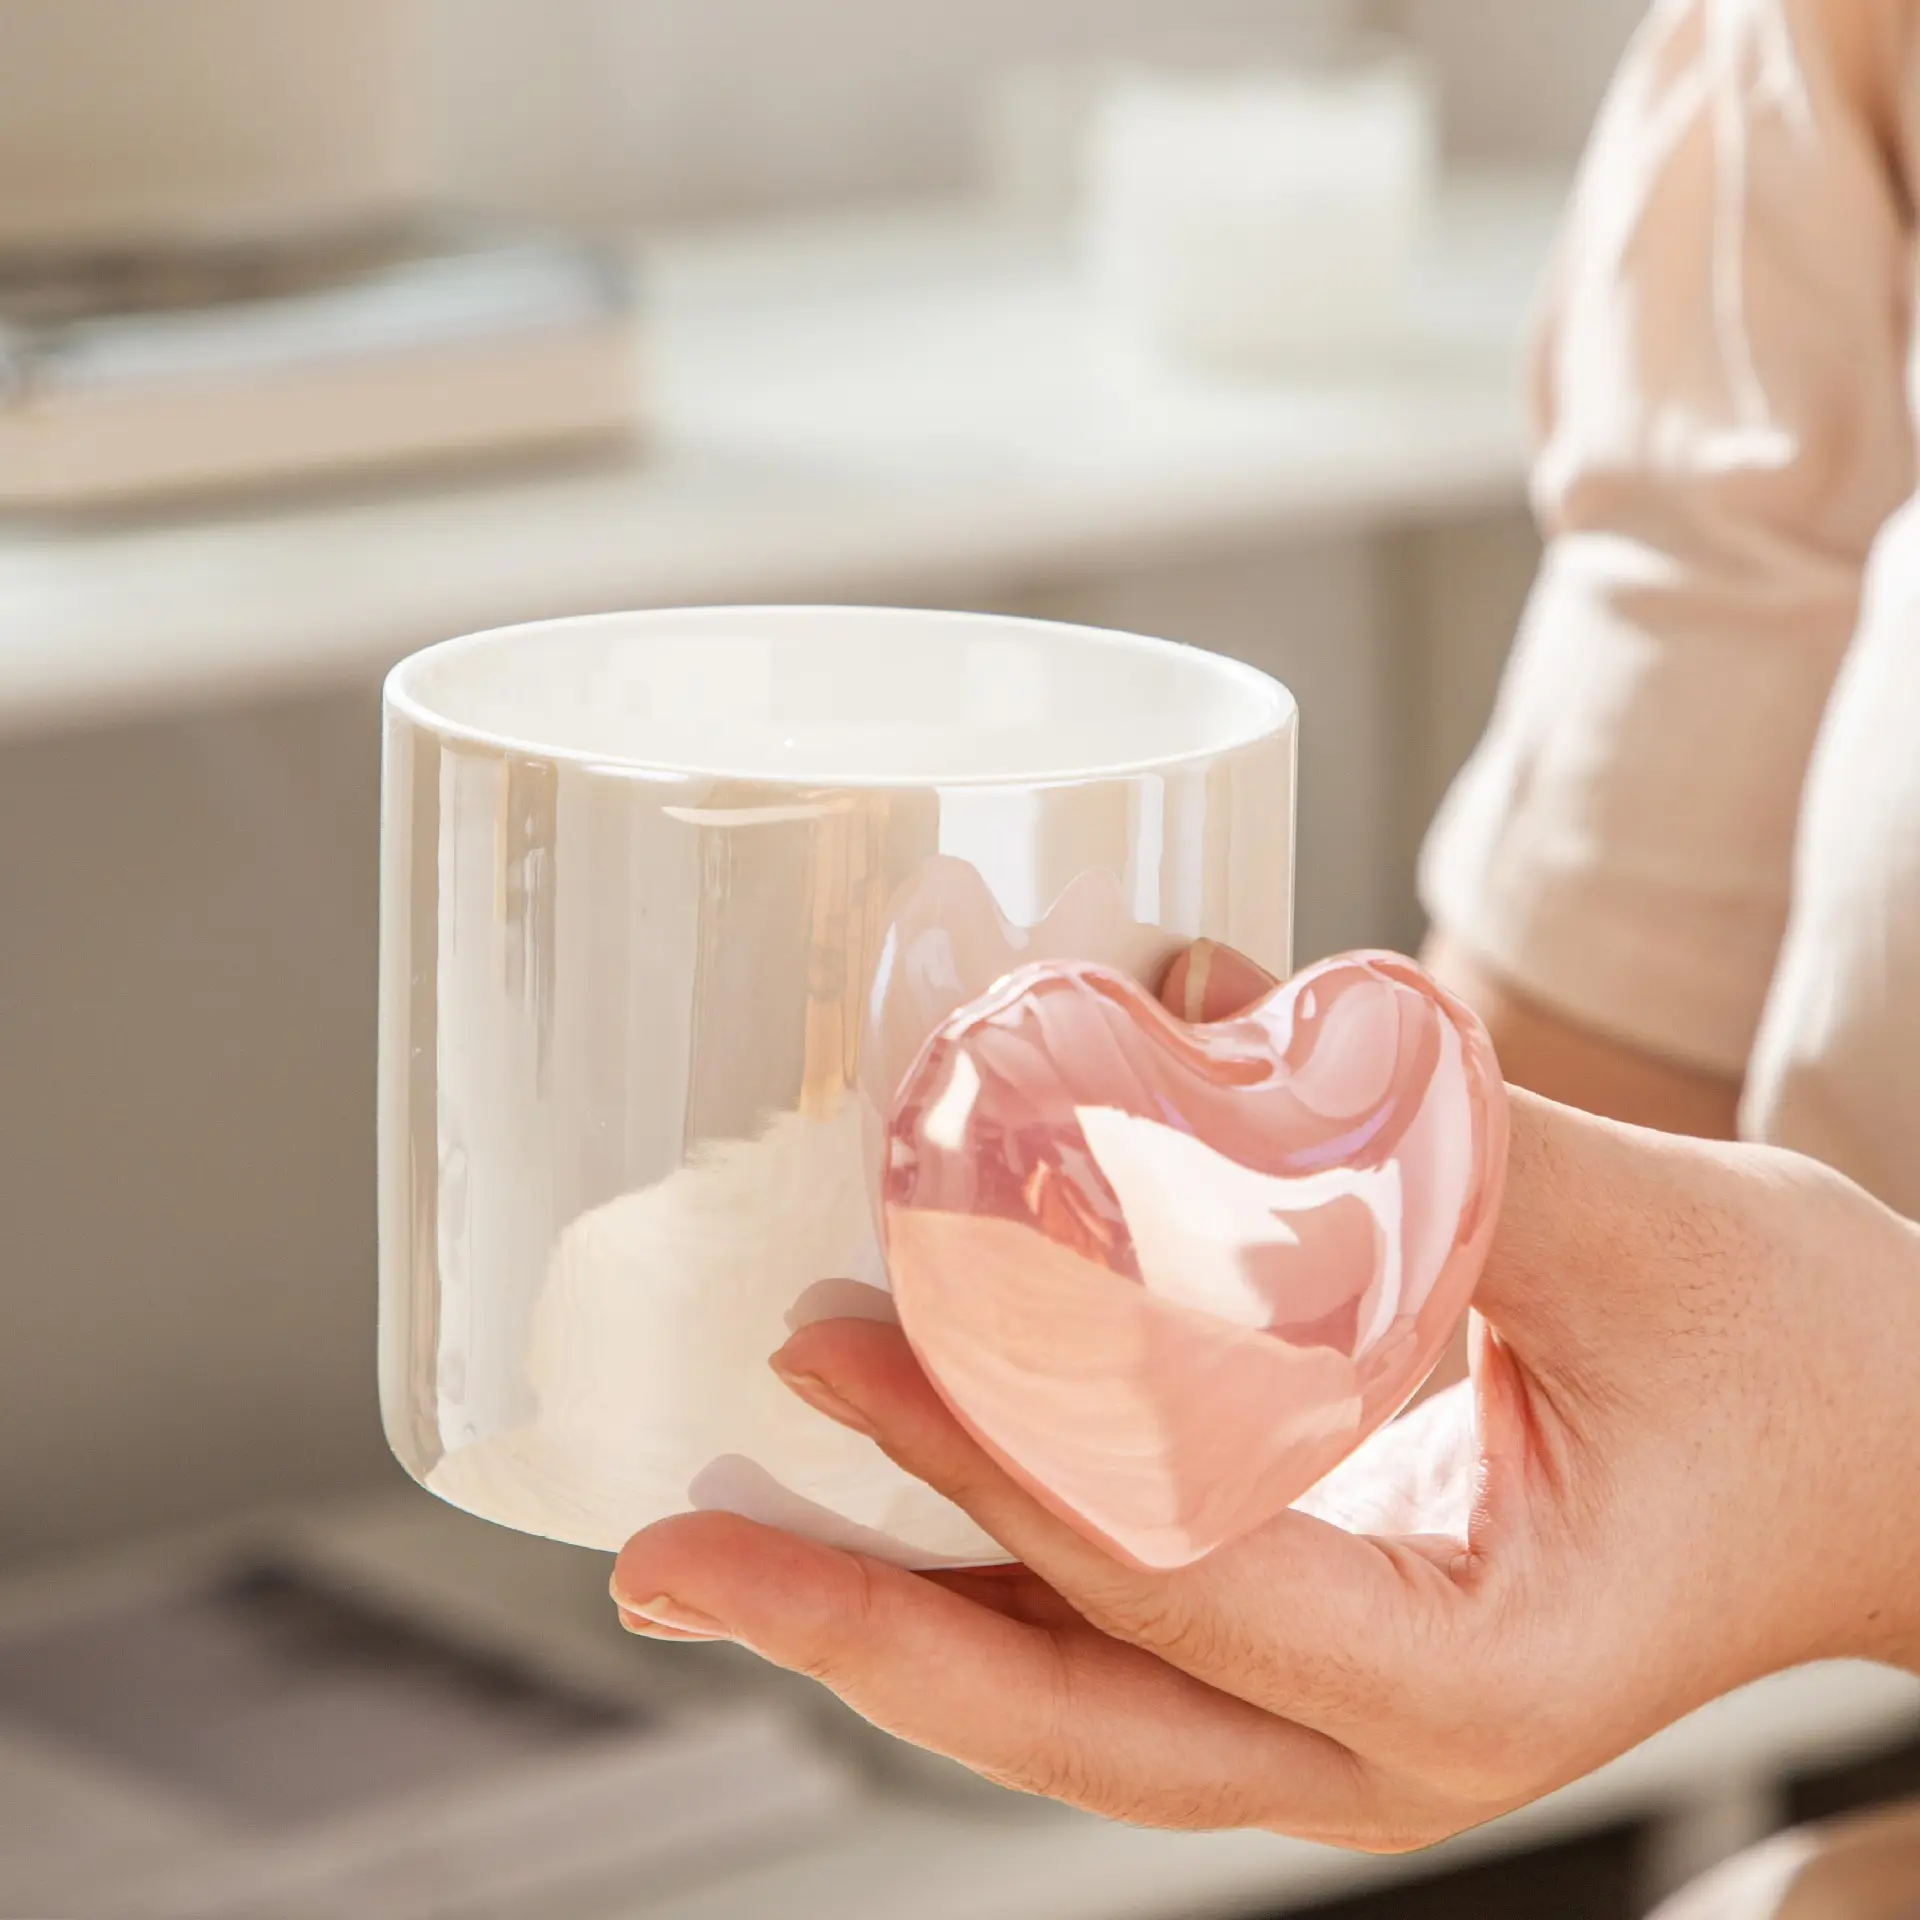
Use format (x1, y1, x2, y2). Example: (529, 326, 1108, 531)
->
(379, 606, 1295, 1567)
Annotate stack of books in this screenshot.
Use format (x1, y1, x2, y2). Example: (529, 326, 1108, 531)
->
(0, 218, 644, 511)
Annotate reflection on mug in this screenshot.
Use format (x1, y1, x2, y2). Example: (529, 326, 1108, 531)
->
(860, 852, 1179, 1113)
(428, 1098, 1004, 1565)
(426, 847, 1176, 1565)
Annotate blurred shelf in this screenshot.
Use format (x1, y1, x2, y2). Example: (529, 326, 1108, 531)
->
(0, 170, 1561, 740)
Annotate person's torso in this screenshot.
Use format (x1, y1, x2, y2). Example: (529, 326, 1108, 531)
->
(1746, 491, 1920, 1217)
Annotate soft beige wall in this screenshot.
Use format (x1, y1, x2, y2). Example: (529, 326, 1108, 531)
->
(0, 688, 395, 1561)
(0, 0, 433, 246)
(0, 0, 1643, 244)
(1388, 0, 1648, 162)
(432, 0, 1648, 226)
(432, 0, 1361, 225)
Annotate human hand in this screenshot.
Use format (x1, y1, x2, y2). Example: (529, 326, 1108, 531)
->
(611, 944, 1920, 1850)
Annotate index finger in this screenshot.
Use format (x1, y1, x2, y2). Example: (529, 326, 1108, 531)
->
(610, 1511, 1382, 1839)
(773, 1317, 1455, 1743)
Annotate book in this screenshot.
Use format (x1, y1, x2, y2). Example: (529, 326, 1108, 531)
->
(0, 218, 644, 510)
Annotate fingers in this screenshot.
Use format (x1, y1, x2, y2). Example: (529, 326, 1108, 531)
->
(610, 1510, 1378, 1837)
(773, 1319, 1234, 1658)
(773, 1318, 1455, 1740)
(1158, 940, 1278, 1023)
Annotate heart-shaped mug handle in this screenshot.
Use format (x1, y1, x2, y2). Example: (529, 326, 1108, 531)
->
(879, 948, 1509, 1571)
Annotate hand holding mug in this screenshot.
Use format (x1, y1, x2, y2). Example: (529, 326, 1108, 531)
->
(613, 945, 1920, 1849)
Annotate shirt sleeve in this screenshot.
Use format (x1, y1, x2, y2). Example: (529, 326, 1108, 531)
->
(1418, 0, 1915, 1076)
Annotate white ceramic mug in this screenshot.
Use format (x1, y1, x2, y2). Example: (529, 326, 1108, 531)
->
(379, 606, 1296, 1568)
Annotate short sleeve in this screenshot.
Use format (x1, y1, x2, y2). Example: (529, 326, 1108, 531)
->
(1419, 0, 1915, 1076)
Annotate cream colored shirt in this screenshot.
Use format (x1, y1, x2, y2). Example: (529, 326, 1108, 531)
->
(1421, 0, 1920, 1219)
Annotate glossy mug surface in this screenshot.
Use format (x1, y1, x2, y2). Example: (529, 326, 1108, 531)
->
(378, 606, 1296, 1567)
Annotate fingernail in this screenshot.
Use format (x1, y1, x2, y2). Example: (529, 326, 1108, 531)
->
(615, 1591, 731, 1639)
(618, 1605, 727, 1642)
(770, 1360, 876, 1438)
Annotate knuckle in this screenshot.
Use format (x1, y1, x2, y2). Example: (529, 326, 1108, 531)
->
(1080, 1574, 1404, 1731)
(1077, 1577, 1230, 1672)
(788, 1553, 887, 1687)
(1000, 1741, 1107, 1812)
(1000, 1734, 1241, 1832)
(983, 1636, 1133, 1819)
(787, 1639, 849, 1686)
(1264, 1638, 1394, 1726)
(985, 1720, 1106, 1811)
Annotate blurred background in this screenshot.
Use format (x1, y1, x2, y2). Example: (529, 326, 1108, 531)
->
(3, 3, 1918, 1917)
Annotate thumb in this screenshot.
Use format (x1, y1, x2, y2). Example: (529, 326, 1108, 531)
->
(1464, 1090, 1670, 1436)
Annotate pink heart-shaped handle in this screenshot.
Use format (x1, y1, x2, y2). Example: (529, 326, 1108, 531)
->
(881, 951, 1509, 1570)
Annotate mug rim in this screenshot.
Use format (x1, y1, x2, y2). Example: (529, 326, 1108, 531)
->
(384, 604, 1295, 790)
